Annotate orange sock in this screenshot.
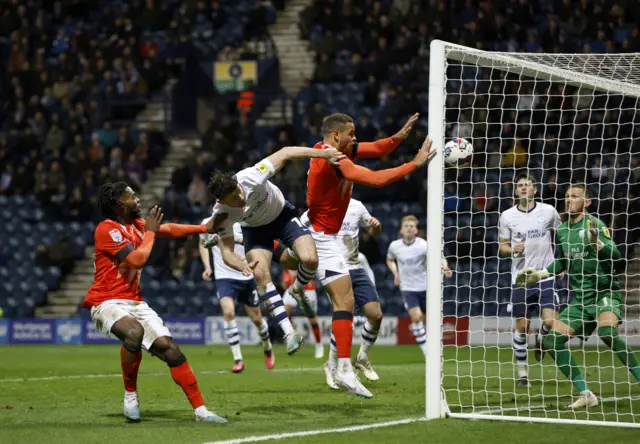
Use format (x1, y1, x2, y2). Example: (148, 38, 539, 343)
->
(311, 322, 322, 345)
(120, 346, 142, 392)
(170, 360, 205, 409)
(332, 311, 353, 359)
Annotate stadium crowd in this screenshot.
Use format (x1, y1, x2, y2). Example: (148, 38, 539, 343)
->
(0, 0, 638, 318)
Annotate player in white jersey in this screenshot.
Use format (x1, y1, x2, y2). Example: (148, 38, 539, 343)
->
(498, 174, 563, 387)
(315, 199, 383, 387)
(199, 221, 275, 373)
(206, 146, 345, 355)
(387, 215, 452, 357)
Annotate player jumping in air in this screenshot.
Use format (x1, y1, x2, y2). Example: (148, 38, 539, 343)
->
(83, 182, 227, 423)
(281, 265, 325, 359)
(307, 112, 435, 398)
(387, 215, 452, 357)
(518, 184, 640, 408)
(199, 222, 274, 373)
(206, 145, 345, 355)
(321, 198, 384, 385)
(498, 174, 562, 388)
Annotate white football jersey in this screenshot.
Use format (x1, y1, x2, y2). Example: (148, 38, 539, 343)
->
(498, 202, 561, 285)
(359, 252, 375, 286)
(200, 219, 252, 281)
(387, 237, 427, 292)
(337, 199, 372, 270)
(213, 159, 286, 238)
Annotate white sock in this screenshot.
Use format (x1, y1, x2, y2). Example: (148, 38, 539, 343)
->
(513, 331, 528, 378)
(194, 405, 208, 415)
(258, 318, 272, 352)
(358, 320, 379, 359)
(411, 322, 427, 347)
(329, 332, 338, 367)
(224, 320, 243, 362)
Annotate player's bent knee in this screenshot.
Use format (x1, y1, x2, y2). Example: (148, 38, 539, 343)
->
(597, 325, 618, 345)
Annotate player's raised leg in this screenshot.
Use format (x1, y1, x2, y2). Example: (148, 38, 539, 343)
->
(289, 234, 319, 304)
(149, 336, 227, 423)
(247, 248, 303, 355)
(245, 304, 275, 369)
(535, 302, 560, 362)
(218, 292, 244, 373)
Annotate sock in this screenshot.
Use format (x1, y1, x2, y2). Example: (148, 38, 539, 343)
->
(311, 319, 322, 345)
(513, 331, 528, 378)
(258, 318, 272, 352)
(332, 311, 353, 359)
(598, 326, 640, 381)
(329, 332, 338, 366)
(120, 345, 142, 392)
(224, 320, 243, 362)
(358, 320, 380, 358)
(168, 355, 205, 409)
(259, 282, 294, 336)
(544, 330, 589, 392)
(292, 263, 316, 293)
(411, 322, 427, 347)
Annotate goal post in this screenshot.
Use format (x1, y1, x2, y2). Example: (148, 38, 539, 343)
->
(426, 39, 640, 427)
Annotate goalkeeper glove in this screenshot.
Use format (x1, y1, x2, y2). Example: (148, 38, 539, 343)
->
(516, 267, 550, 288)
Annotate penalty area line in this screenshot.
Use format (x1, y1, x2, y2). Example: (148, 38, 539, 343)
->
(202, 417, 427, 444)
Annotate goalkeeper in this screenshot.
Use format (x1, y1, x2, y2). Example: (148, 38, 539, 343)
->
(517, 184, 640, 409)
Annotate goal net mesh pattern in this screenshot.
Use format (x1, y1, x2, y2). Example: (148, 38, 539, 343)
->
(437, 44, 640, 425)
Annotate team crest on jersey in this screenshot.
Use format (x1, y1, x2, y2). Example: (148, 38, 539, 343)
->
(109, 229, 124, 244)
(256, 163, 269, 174)
(537, 216, 546, 223)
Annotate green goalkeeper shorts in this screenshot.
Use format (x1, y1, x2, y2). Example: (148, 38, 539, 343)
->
(557, 291, 624, 337)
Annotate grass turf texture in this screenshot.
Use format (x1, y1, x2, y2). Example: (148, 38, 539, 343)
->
(1, 345, 639, 444)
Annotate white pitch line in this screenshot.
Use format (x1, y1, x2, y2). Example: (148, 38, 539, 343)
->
(475, 404, 548, 415)
(0, 363, 422, 384)
(202, 417, 427, 444)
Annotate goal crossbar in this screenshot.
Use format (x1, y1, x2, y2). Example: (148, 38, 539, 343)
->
(442, 41, 640, 98)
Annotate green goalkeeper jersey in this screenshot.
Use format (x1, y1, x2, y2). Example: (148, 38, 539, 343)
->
(546, 213, 621, 303)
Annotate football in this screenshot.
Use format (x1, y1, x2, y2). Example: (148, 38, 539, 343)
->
(443, 138, 473, 165)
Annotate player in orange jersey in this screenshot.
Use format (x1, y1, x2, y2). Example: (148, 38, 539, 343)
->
(304, 113, 436, 398)
(83, 182, 227, 424)
(275, 240, 324, 359)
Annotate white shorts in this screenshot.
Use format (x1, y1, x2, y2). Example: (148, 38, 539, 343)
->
(283, 289, 318, 312)
(306, 226, 349, 286)
(91, 299, 172, 351)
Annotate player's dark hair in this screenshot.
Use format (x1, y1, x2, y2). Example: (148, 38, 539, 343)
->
(208, 170, 238, 200)
(321, 113, 354, 135)
(515, 174, 536, 187)
(97, 182, 129, 220)
(569, 183, 591, 199)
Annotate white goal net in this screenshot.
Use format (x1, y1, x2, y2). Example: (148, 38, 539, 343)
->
(426, 40, 640, 427)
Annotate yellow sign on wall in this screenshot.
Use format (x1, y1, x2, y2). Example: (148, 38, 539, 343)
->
(214, 61, 257, 92)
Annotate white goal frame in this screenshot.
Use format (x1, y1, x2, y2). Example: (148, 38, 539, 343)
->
(425, 39, 640, 427)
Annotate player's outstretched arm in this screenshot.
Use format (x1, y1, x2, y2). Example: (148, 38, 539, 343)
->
(356, 113, 419, 159)
(266, 146, 346, 173)
(339, 136, 435, 188)
(157, 223, 207, 238)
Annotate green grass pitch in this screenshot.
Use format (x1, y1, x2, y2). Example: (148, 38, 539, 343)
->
(1, 344, 639, 443)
